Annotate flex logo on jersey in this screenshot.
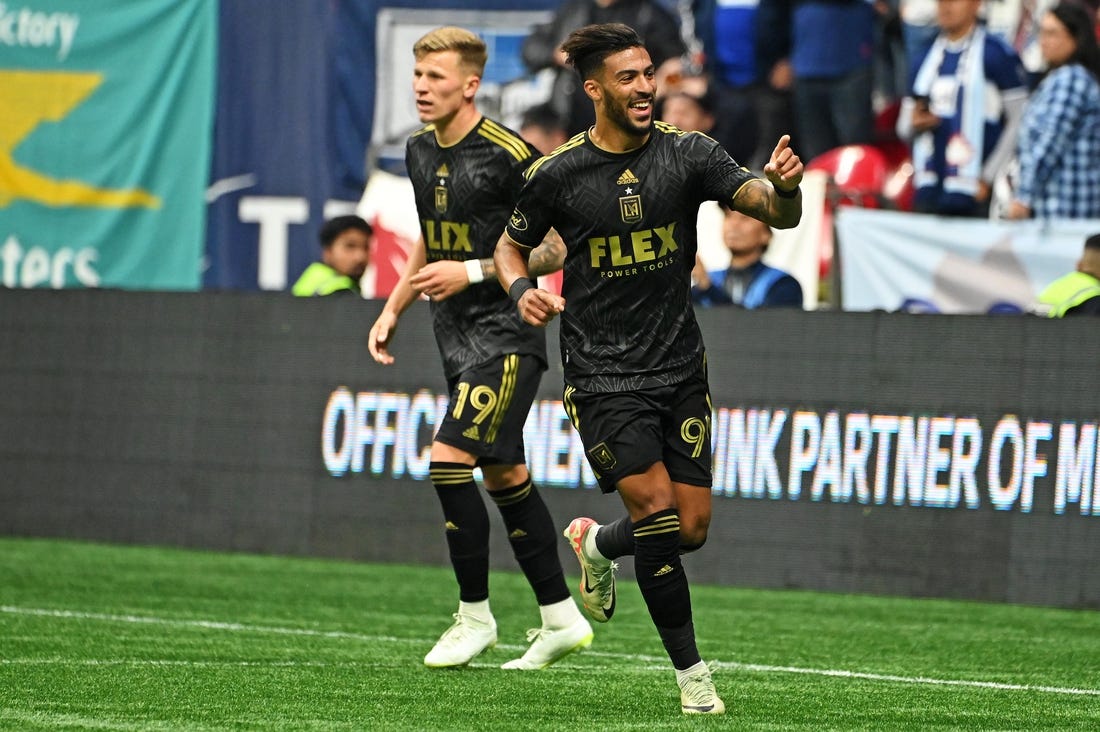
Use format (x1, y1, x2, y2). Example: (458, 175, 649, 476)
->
(423, 220, 472, 252)
(588, 223, 678, 268)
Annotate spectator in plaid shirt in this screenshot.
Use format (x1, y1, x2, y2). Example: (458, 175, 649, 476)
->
(1007, 1, 1100, 219)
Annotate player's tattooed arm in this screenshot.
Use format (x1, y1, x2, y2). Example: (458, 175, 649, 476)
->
(732, 179, 802, 230)
(473, 228, 565, 280)
(527, 229, 566, 277)
(731, 132, 803, 229)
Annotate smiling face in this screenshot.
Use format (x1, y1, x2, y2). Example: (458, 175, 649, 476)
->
(412, 49, 478, 127)
(586, 45, 657, 139)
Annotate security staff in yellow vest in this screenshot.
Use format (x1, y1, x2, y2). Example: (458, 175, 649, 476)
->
(1037, 233, 1100, 317)
(292, 215, 373, 297)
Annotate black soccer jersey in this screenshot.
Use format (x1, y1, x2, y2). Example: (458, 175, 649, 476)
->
(406, 116, 547, 379)
(506, 123, 756, 392)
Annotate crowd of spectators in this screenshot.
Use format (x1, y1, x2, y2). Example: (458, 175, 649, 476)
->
(503, 0, 1100, 315)
(513, 0, 1100, 223)
(334, 0, 1100, 314)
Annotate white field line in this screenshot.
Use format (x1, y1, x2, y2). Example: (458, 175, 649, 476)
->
(3, 604, 1099, 697)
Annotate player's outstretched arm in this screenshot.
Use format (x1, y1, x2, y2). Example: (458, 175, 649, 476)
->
(410, 259, 476, 302)
(412, 229, 565, 303)
(733, 134, 803, 230)
(494, 231, 565, 327)
(368, 236, 428, 365)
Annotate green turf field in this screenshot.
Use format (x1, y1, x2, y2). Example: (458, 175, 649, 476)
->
(1, 537, 1098, 730)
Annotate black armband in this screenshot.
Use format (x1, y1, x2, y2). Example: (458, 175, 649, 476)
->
(508, 278, 536, 303)
(774, 185, 800, 199)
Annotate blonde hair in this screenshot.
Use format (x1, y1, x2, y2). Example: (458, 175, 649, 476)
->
(413, 26, 487, 76)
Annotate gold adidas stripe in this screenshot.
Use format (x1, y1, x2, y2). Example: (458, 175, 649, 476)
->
(478, 120, 530, 162)
(523, 133, 586, 180)
(485, 354, 518, 444)
(563, 386, 579, 430)
(490, 479, 532, 506)
(633, 516, 681, 537)
(633, 524, 681, 537)
(654, 121, 718, 144)
(429, 468, 474, 484)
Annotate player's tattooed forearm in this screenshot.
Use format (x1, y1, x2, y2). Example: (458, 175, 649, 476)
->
(528, 230, 566, 277)
(735, 179, 801, 229)
(478, 258, 496, 280)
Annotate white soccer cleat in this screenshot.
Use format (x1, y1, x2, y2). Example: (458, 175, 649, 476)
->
(500, 615, 594, 670)
(423, 612, 498, 668)
(563, 517, 618, 623)
(677, 661, 726, 715)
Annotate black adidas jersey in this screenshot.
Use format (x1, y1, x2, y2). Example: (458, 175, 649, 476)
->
(406, 116, 547, 379)
(506, 123, 757, 392)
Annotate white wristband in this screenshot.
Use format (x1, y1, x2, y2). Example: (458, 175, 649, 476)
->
(464, 258, 484, 284)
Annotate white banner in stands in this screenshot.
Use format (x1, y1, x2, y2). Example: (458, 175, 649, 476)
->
(837, 208, 1100, 313)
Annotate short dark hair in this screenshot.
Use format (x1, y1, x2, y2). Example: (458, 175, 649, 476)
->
(1086, 233, 1100, 251)
(561, 23, 645, 81)
(319, 215, 373, 248)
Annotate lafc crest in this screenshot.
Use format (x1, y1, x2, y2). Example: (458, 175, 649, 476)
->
(588, 441, 617, 471)
(616, 168, 641, 223)
(435, 163, 449, 213)
(619, 195, 641, 223)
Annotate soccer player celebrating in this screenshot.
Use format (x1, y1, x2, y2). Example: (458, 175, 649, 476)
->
(368, 26, 590, 671)
(494, 23, 803, 714)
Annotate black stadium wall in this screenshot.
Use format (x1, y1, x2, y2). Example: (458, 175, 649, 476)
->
(2, 289, 1099, 609)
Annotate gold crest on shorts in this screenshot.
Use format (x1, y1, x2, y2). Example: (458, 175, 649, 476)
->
(588, 442, 617, 471)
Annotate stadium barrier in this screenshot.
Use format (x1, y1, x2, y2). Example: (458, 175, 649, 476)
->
(1, 289, 1098, 609)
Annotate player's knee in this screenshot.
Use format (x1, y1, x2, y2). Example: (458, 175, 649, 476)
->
(678, 518, 710, 550)
(481, 463, 528, 490)
(679, 537, 707, 554)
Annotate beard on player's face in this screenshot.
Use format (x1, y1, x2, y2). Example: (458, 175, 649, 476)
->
(601, 90, 654, 137)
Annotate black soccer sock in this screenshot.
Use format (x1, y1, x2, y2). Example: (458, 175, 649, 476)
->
(633, 508, 701, 670)
(430, 461, 490, 603)
(594, 515, 635, 559)
(488, 478, 570, 606)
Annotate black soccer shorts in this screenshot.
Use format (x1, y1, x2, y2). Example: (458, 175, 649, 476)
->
(435, 353, 543, 467)
(562, 366, 713, 493)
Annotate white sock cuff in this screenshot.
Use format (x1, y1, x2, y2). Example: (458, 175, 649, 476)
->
(675, 660, 709, 683)
(584, 525, 605, 561)
(539, 597, 582, 628)
(459, 599, 493, 623)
